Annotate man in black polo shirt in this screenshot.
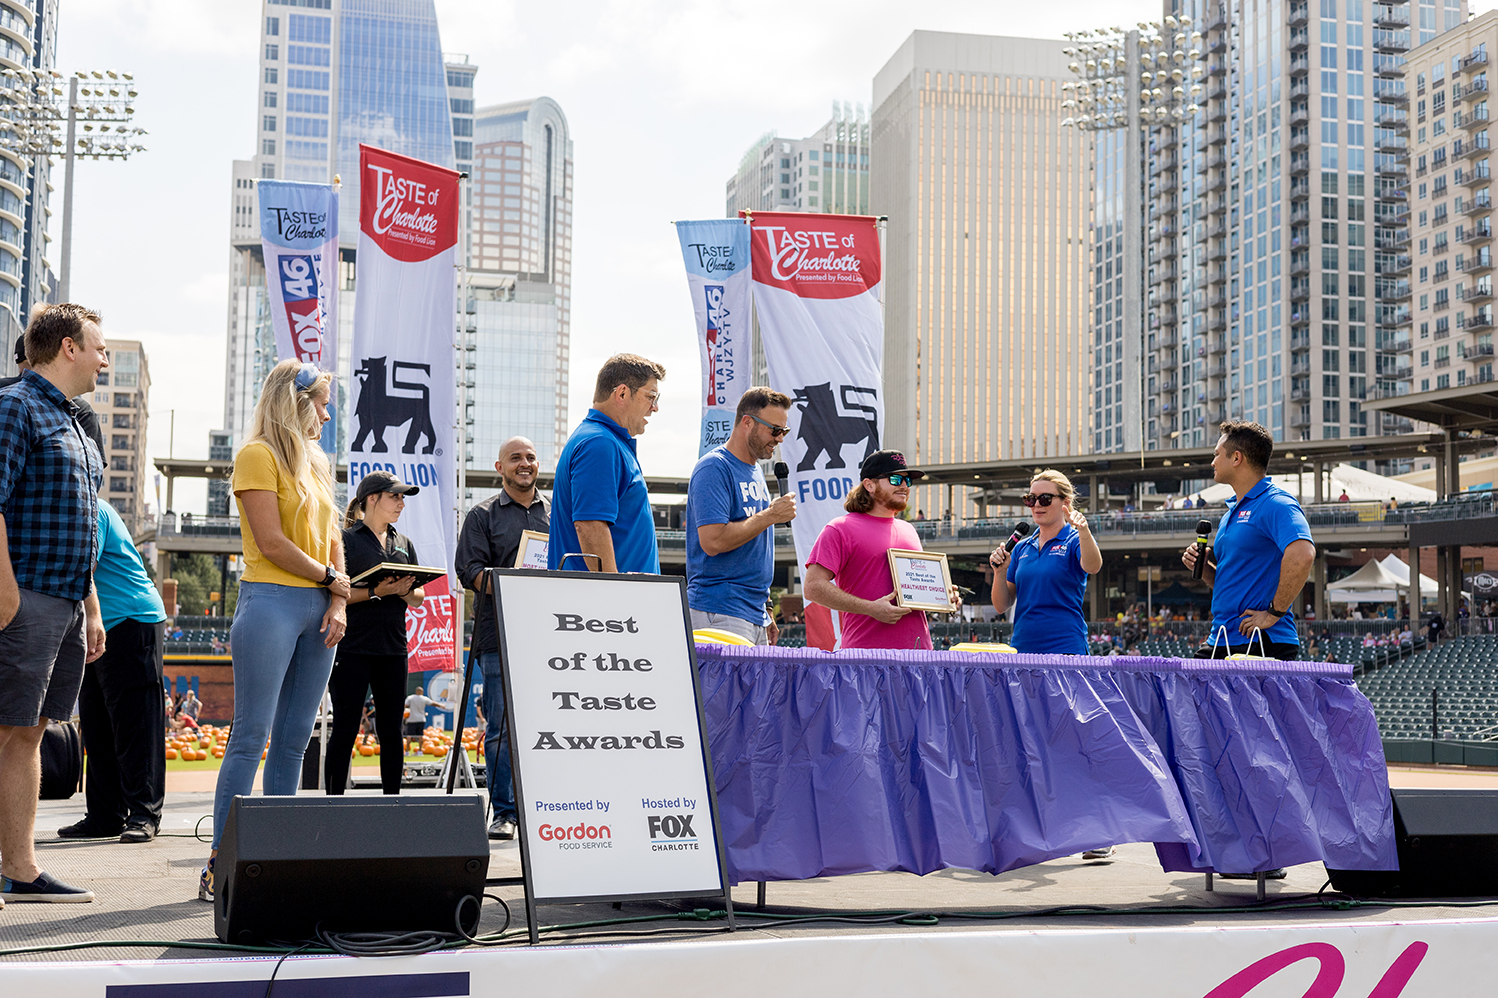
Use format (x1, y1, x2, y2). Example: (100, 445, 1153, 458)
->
(455, 436, 549, 839)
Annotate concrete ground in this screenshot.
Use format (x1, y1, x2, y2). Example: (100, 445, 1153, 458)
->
(3, 763, 1498, 963)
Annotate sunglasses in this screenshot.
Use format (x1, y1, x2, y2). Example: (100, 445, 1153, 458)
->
(1022, 493, 1062, 508)
(887, 473, 914, 487)
(748, 413, 790, 437)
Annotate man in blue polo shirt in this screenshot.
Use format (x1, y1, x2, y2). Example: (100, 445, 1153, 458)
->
(685, 387, 797, 644)
(550, 354, 666, 573)
(1182, 420, 1316, 660)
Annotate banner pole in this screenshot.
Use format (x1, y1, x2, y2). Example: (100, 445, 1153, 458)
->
(455, 172, 470, 681)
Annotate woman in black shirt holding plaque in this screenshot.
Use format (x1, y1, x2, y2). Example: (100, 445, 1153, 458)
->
(325, 471, 426, 794)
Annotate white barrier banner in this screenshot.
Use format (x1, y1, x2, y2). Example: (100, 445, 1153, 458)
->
(13, 915, 1493, 995)
(350, 145, 460, 673)
(747, 211, 883, 567)
(257, 179, 339, 454)
(676, 219, 753, 457)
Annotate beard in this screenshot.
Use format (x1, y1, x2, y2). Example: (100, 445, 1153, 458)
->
(879, 495, 909, 514)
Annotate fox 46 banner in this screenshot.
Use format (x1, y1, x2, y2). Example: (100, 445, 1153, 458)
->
(676, 219, 752, 457)
(258, 180, 339, 454)
(746, 212, 883, 568)
(351, 145, 460, 672)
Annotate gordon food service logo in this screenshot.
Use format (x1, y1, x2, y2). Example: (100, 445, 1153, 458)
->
(538, 822, 613, 850)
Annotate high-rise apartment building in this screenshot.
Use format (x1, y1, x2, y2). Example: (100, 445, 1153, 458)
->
(224, 0, 459, 444)
(724, 103, 871, 217)
(873, 31, 1094, 513)
(464, 98, 573, 476)
(1401, 13, 1497, 394)
(0, 0, 59, 378)
(1087, 0, 1466, 461)
(89, 339, 150, 531)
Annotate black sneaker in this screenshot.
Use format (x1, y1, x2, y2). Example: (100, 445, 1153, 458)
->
(1217, 868, 1288, 880)
(119, 822, 156, 843)
(57, 819, 123, 839)
(488, 816, 517, 840)
(1, 871, 94, 903)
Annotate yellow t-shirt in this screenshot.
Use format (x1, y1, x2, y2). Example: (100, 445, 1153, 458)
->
(232, 440, 336, 588)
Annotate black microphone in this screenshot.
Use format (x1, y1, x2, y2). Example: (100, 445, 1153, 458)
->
(1003, 521, 1033, 553)
(774, 461, 790, 497)
(1192, 519, 1212, 580)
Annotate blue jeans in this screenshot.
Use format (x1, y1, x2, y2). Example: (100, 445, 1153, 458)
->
(478, 652, 516, 821)
(212, 582, 337, 848)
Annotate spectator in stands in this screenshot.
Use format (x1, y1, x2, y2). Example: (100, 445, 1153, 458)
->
(0, 304, 109, 904)
(210, 636, 225, 654)
(1339, 489, 1351, 503)
(200, 360, 350, 904)
(169, 624, 183, 641)
(684, 387, 796, 645)
(58, 501, 168, 844)
(1428, 612, 1445, 644)
(1181, 420, 1315, 661)
(804, 451, 959, 649)
(549, 354, 664, 574)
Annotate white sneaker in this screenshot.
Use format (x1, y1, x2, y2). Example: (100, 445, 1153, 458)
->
(1081, 846, 1117, 861)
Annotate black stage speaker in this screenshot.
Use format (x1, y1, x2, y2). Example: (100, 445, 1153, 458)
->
(216, 795, 489, 944)
(1327, 788, 1498, 898)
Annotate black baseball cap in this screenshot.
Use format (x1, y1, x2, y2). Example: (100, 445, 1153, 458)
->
(859, 450, 925, 482)
(355, 470, 419, 502)
(13, 333, 24, 366)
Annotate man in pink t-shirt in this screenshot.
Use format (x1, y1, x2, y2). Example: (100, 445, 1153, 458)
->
(804, 450, 954, 650)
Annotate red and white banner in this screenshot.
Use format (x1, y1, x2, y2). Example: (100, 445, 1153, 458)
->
(745, 211, 884, 569)
(350, 145, 460, 673)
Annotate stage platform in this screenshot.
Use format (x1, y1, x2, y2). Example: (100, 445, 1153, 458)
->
(5, 778, 1498, 995)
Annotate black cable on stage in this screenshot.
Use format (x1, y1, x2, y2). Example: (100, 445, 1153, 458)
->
(263, 940, 311, 998)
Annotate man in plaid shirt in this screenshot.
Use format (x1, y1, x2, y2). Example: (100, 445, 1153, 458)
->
(0, 304, 109, 904)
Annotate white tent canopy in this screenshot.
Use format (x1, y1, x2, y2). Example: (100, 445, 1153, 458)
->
(1196, 463, 1437, 506)
(1325, 554, 1444, 604)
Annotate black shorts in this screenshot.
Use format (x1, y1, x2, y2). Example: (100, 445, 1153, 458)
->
(405, 720, 425, 737)
(1193, 640, 1302, 661)
(0, 589, 85, 726)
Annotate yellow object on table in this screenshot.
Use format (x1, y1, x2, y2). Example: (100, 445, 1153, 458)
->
(949, 642, 1017, 654)
(693, 628, 755, 647)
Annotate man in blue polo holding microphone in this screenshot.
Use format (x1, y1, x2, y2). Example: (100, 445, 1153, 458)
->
(1182, 420, 1316, 660)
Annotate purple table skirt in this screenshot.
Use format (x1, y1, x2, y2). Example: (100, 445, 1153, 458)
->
(695, 646, 1396, 884)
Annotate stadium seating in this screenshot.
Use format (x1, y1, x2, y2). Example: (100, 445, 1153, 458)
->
(1356, 636, 1498, 740)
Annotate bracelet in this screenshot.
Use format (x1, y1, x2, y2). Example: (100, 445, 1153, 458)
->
(1264, 605, 1287, 618)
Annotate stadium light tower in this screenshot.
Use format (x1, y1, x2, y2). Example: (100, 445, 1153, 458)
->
(57, 70, 146, 301)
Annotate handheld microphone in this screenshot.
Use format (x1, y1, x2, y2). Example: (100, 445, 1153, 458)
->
(1003, 521, 1033, 553)
(1192, 519, 1212, 580)
(774, 461, 790, 497)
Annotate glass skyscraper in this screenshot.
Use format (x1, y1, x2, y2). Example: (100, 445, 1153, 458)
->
(0, 0, 58, 377)
(223, 0, 460, 445)
(1086, 0, 1466, 462)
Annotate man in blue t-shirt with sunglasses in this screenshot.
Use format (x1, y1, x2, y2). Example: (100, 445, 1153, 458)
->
(685, 388, 797, 645)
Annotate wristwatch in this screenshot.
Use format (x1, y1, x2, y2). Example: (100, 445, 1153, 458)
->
(319, 564, 337, 588)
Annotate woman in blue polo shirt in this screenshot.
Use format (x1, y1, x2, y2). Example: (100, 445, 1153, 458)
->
(988, 469, 1103, 655)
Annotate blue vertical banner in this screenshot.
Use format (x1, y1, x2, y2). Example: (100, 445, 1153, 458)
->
(676, 219, 753, 457)
(258, 180, 340, 455)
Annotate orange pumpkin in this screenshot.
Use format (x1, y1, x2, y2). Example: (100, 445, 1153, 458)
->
(165, 747, 178, 760)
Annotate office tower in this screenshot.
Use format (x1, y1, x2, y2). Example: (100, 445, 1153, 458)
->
(223, 0, 459, 445)
(0, 0, 58, 377)
(206, 430, 234, 516)
(725, 103, 871, 217)
(872, 31, 1094, 515)
(89, 340, 150, 532)
(1102, 0, 1466, 458)
(465, 98, 573, 476)
(1401, 12, 1497, 394)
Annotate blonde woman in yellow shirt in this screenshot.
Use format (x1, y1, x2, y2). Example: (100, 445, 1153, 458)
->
(199, 360, 351, 901)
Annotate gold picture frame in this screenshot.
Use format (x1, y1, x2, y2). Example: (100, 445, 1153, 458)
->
(887, 548, 956, 613)
(514, 530, 550, 569)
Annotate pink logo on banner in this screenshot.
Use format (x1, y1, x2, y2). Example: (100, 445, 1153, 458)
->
(360, 147, 458, 263)
(748, 211, 880, 300)
(1203, 941, 1428, 998)
(406, 577, 456, 673)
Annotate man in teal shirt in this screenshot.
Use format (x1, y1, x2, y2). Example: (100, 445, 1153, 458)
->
(58, 501, 167, 843)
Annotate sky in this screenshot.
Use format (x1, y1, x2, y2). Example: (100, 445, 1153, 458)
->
(51, 0, 1498, 514)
